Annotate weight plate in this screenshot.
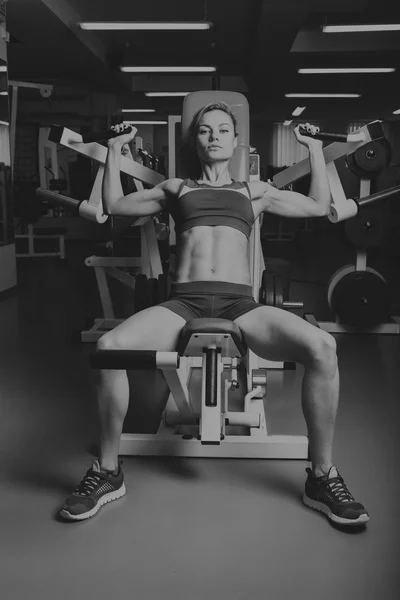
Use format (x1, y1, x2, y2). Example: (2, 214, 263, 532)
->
(274, 275, 284, 309)
(345, 207, 388, 249)
(327, 265, 355, 309)
(330, 270, 390, 327)
(346, 139, 392, 178)
(260, 270, 275, 306)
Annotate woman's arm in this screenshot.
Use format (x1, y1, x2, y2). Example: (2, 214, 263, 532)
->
(102, 127, 181, 217)
(250, 124, 332, 219)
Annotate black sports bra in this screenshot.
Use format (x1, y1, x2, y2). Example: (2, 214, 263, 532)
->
(168, 178, 255, 239)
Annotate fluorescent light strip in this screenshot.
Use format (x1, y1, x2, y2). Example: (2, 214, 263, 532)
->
(0, 91, 8, 95)
(286, 93, 361, 98)
(323, 24, 400, 33)
(299, 67, 395, 74)
(393, 109, 400, 115)
(124, 120, 168, 125)
(145, 92, 190, 97)
(121, 66, 216, 73)
(0, 120, 9, 126)
(122, 109, 155, 113)
(78, 21, 212, 31)
(283, 120, 293, 126)
(292, 106, 306, 117)
(0, 66, 7, 73)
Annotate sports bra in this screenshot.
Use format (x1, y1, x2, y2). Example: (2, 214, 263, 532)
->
(168, 178, 255, 239)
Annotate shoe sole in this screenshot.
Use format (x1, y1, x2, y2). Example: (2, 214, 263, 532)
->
(60, 483, 127, 521)
(303, 493, 370, 526)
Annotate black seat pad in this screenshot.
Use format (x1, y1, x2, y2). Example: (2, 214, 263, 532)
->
(177, 318, 247, 357)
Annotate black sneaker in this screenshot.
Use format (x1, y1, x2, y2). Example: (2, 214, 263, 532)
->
(303, 466, 370, 526)
(60, 460, 126, 521)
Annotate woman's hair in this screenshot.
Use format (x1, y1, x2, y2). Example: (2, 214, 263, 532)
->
(181, 101, 238, 179)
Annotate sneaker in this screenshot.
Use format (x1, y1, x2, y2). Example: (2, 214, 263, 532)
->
(60, 460, 126, 521)
(303, 466, 370, 526)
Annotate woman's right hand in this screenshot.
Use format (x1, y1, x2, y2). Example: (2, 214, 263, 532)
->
(108, 123, 138, 148)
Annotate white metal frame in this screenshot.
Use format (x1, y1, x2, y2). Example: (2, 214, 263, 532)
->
(52, 126, 166, 341)
(120, 344, 308, 459)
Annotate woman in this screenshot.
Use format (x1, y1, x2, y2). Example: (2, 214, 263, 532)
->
(60, 102, 369, 527)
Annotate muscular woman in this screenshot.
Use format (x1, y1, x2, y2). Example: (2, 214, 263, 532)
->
(60, 102, 369, 526)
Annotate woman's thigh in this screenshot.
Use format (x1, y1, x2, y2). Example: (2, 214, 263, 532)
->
(98, 306, 186, 351)
(234, 306, 335, 365)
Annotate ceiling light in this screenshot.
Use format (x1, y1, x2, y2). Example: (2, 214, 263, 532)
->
(0, 66, 7, 72)
(283, 120, 293, 126)
(124, 120, 168, 125)
(393, 109, 400, 114)
(120, 66, 216, 73)
(285, 93, 361, 98)
(322, 24, 400, 33)
(145, 92, 190, 97)
(299, 68, 395, 74)
(0, 91, 8, 95)
(78, 21, 212, 31)
(292, 106, 306, 116)
(121, 109, 155, 113)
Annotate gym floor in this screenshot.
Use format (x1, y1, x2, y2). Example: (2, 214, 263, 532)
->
(1, 227, 400, 600)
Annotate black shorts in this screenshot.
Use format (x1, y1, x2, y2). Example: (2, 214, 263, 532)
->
(158, 280, 263, 322)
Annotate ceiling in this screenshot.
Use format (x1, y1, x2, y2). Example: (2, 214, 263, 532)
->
(6, 0, 400, 124)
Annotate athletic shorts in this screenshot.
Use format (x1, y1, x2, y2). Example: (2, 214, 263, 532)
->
(158, 280, 264, 322)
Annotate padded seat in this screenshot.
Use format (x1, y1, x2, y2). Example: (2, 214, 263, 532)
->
(177, 318, 247, 358)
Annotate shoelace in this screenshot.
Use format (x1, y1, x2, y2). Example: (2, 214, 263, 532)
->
(75, 472, 106, 497)
(325, 476, 355, 503)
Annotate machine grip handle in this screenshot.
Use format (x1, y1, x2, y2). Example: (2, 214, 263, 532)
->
(298, 127, 365, 143)
(81, 126, 133, 143)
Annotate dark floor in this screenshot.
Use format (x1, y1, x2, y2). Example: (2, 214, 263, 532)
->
(1, 229, 400, 600)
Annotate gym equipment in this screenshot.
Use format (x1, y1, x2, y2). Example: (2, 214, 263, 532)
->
(46, 123, 167, 342)
(259, 270, 303, 311)
(344, 206, 389, 249)
(80, 126, 133, 144)
(300, 138, 400, 333)
(328, 265, 391, 328)
(346, 138, 392, 178)
(88, 90, 312, 459)
(14, 123, 67, 259)
(91, 318, 307, 458)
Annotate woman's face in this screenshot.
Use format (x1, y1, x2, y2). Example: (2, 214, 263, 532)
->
(195, 109, 237, 163)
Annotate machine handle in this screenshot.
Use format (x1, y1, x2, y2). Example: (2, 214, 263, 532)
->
(81, 126, 133, 143)
(298, 126, 366, 144)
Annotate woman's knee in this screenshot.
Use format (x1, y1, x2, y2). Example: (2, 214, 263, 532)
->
(96, 332, 123, 352)
(307, 331, 337, 372)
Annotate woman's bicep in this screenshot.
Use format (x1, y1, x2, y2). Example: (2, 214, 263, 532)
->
(111, 184, 167, 217)
(263, 188, 327, 218)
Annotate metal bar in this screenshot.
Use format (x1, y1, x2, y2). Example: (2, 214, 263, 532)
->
(119, 434, 309, 458)
(48, 125, 164, 186)
(272, 124, 377, 189)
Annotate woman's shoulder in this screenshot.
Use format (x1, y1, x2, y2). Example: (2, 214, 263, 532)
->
(162, 178, 185, 197)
